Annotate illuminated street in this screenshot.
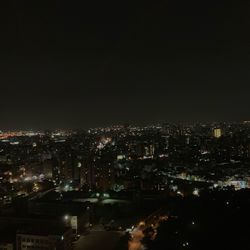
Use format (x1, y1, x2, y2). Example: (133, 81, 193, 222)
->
(128, 210, 168, 250)
(129, 228, 145, 250)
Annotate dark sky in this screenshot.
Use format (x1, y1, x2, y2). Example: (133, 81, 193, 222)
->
(0, 0, 250, 129)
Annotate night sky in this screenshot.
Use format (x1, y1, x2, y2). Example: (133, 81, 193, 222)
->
(0, 0, 250, 129)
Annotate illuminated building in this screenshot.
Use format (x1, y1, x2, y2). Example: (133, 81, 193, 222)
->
(16, 226, 72, 250)
(213, 128, 222, 138)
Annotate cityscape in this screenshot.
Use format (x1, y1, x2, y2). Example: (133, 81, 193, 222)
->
(1, 0, 250, 249)
(0, 122, 250, 249)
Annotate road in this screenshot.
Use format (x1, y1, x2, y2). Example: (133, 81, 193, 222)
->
(29, 187, 57, 200)
(74, 231, 123, 250)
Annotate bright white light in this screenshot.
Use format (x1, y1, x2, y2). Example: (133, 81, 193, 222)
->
(192, 188, 199, 196)
(103, 193, 110, 198)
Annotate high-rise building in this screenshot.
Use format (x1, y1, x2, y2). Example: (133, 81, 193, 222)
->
(52, 156, 60, 184)
(213, 128, 222, 138)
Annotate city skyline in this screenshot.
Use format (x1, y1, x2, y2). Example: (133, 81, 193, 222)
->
(0, 121, 250, 249)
